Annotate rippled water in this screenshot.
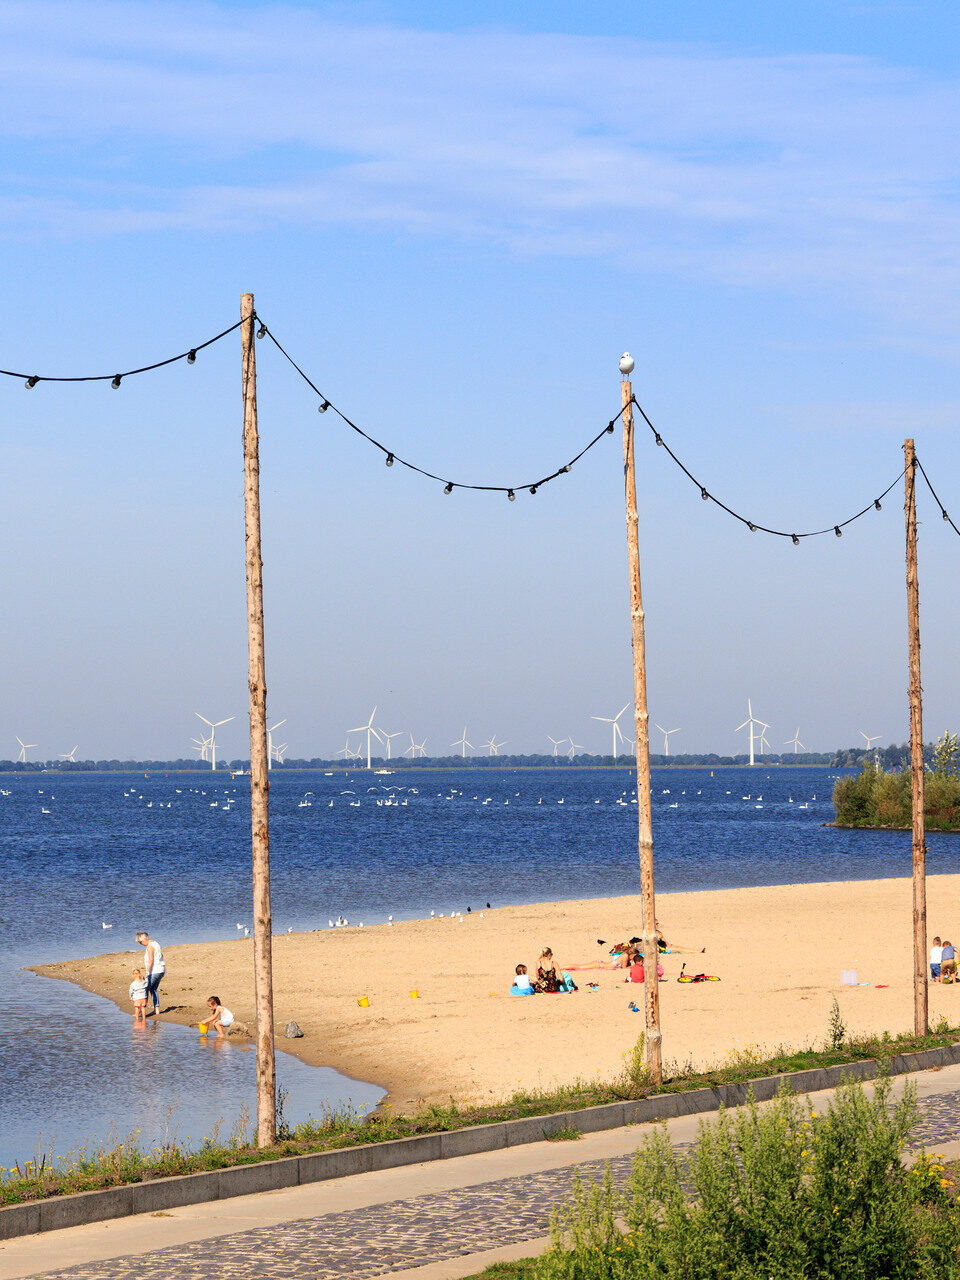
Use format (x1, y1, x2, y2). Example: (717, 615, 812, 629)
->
(1, 764, 955, 1168)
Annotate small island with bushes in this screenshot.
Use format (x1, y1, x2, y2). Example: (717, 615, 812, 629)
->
(833, 732, 960, 830)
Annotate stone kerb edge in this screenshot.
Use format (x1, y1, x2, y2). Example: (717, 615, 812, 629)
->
(4, 1040, 960, 1241)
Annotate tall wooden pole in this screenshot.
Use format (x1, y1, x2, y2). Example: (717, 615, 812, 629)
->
(241, 293, 277, 1144)
(905, 438, 927, 1035)
(621, 362, 662, 1083)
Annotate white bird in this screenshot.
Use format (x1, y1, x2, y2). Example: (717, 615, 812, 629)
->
(102, 922, 112, 929)
(236, 923, 243, 930)
(243, 927, 249, 937)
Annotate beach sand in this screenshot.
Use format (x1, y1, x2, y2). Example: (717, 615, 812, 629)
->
(30, 876, 960, 1113)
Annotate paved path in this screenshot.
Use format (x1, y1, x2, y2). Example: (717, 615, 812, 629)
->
(6, 1069, 960, 1280)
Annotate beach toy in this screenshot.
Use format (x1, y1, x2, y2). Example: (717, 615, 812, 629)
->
(841, 970, 858, 986)
(199, 1022, 208, 1034)
(409, 990, 419, 999)
(357, 996, 370, 1007)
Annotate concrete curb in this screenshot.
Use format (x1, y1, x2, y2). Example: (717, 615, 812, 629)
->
(4, 1041, 959, 1241)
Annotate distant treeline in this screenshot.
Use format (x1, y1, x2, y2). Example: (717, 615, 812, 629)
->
(833, 734, 960, 830)
(0, 745, 925, 772)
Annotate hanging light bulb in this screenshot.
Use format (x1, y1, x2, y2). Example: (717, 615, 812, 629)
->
(874, 498, 882, 511)
(111, 375, 122, 389)
(187, 349, 197, 364)
(256, 324, 266, 339)
(700, 488, 709, 501)
(444, 482, 453, 494)
(529, 485, 538, 495)
(944, 509, 950, 521)
(605, 420, 615, 434)
(747, 522, 757, 532)
(561, 464, 571, 473)
(507, 489, 516, 501)
(792, 534, 800, 545)
(318, 400, 329, 413)
(834, 525, 842, 537)
(654, 434, 663, 446)
(24, 376, 38, 389)
(385, 453, 394, 467)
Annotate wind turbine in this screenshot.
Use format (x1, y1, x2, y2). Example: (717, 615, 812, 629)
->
(381, 729, 404, 760)
(547, 735, 564, 758)
(195, 713, 234, 771)
(337, 739, 354, 760)
(566, 737, 584, 760)
(267, 719, 286, 770)
(58, 745, 79, 763)
(592, 704, 629, 758)
(413, 737, 427, 758)
(15, 737, 37, 764)
(859, 729, 881, 771)
(735, 700, 765, 767)
(191, 734, 210, 762)
(349, 707, 383, 770)
(654, 724, 681, 756)
(451, 727, 472, 758)
(274, 743, 288, 764)
(784, 728, 805, 754)
(757, 722, 770, 758)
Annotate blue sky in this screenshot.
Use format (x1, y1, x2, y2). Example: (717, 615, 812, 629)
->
(1, 0, 959, 761)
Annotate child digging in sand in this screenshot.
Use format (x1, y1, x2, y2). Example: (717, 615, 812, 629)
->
(200, 996, 235, 1038)
(129, 968, 147, 1024)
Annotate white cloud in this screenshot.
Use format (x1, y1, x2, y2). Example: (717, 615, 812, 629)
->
(1, 2, 959, 344)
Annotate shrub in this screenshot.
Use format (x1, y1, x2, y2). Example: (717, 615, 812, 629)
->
(536, 1077, 960, 1280)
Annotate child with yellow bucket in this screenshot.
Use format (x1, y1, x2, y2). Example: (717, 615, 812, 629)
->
(198, 995, 235, 1038)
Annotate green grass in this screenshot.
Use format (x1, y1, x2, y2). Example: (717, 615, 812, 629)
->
(3, 1023, 960, 1208)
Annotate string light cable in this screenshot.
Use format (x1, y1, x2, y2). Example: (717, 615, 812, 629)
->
(914, 455, 960, 538)
(631, 396, 904, 543)
(256, 319, 627, 498)
(0, 318, 246, 388)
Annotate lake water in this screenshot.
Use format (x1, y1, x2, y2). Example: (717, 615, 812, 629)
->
(1, 764, 954, 1169)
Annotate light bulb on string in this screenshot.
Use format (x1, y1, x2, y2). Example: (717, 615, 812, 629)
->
(747, 522, 757, 532)
(24, 376, 38, 389)
(111, 375, 122, 389)
(444, 482, 453, 495)
(834, 526, 842, 537)
(507, 489, 516, 501)
(385, 454, 394, 467)
(561, 464, 571, 474)
(187, 350, 197, 364)
(256, 324, 266, 339)
(944, 510, 951, 521)
(874, 499, 882, 511)
(700, 488, 709, 501)
(529, 486, 538, 495)
(318, 400, 329, 413)
(605, 421, 615, 434)
(792, 534, 800, 545)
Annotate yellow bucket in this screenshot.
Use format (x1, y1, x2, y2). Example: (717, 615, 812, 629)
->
(199, 1022, 208, 1034)
(357, 996, 369, 1008)
(409, 990, 419, 999)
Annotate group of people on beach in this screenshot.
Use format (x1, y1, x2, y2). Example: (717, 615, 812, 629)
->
(127, 930, 165, 1022)
(510, 947, 577, 995)
(126, 928, 234, 1036)
(930, 937, 957, 983)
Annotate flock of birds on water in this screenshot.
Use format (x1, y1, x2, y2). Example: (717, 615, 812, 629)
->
(0, 778, 829, 819)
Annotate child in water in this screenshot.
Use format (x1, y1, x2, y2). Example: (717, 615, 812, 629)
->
(129, 968, 147, 1024)
(200, 996, 235, 1037)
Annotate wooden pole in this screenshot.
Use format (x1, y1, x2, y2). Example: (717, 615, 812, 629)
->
(621, 367, 662, 1083)
(241, 293, 277, 1144)
(905, 438, 927, 1035)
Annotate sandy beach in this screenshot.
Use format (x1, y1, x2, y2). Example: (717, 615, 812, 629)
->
(30, 876, 960, 1113)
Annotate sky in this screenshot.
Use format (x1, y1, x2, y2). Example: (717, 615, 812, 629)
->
(1, 0, 959, 761)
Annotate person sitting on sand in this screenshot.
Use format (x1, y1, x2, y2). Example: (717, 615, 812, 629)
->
(931, 937, 943, 982)
(201, 996, 235, 1038)
(535, 948, 562, 993)
(627, 954, 664, 983)
(653, 920, 705, 954)
(510, 963, 535, 996)
(941, 941, 956, 983)
(129, 968, 147, 1024)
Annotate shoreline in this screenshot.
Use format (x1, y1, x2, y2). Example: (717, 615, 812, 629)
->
(29, 875, 960, 1114)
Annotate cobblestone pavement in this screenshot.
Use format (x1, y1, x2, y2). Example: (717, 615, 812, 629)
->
(35, 1092, 960, 1280)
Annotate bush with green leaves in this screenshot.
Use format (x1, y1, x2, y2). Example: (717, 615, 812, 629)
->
(536, 1077, 959, 1280)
